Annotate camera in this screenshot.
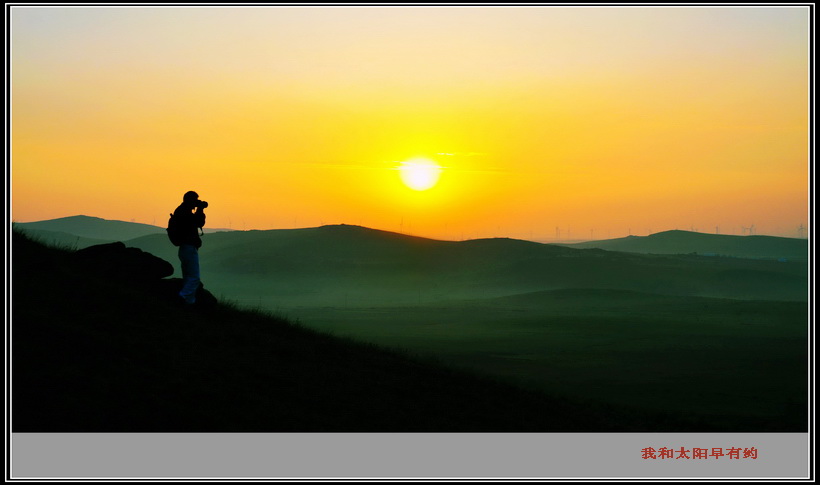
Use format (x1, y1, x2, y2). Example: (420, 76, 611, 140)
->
(196, 200, 209, 209)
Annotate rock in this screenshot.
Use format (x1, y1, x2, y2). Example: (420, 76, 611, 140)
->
(73, 242, 174, 281)
(73, 242, 218, 308)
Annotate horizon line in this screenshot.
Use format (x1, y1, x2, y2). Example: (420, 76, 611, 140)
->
(11, 214, 811, 242)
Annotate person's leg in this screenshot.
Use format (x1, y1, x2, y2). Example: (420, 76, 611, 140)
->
(178, 244, 200, 304)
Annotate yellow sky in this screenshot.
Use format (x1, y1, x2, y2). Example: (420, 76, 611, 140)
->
(10, 5, 810, 240)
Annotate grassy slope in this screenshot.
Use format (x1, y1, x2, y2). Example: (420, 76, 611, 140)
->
(10, 227, 111, 250)
(12, 230, 712, 432)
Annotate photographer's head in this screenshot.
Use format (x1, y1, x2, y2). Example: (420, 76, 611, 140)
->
(183, 191, 199, 203)
(182, 190, 208, 210)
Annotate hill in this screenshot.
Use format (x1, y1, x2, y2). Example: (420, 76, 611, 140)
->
(13, 216, 809, 306)
(12, 229, 709, 432)
(14, 215, 233, 248)
(15, 215, 166, 243)
(560, 230, 808, 262)
(122, 224, 808, 306)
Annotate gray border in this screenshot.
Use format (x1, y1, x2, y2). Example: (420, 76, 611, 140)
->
(9, 433, 811, 480)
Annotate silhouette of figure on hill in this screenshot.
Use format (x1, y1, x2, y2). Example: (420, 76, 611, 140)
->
(172, 191, 207, 305)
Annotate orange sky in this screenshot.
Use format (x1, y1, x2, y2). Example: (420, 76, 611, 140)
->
(10, 5, 810, 240)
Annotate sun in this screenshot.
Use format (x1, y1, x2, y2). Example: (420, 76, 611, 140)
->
(398, 158, 442, 191)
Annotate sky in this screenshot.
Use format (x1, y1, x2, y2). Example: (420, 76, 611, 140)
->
(10, 5, 811, 241)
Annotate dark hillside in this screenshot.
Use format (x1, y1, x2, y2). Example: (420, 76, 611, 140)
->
(7, 227, 110, 250)
(11, 230, 709, 432)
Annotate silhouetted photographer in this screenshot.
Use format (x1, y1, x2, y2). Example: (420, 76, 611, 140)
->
(167, 191, 208, 305)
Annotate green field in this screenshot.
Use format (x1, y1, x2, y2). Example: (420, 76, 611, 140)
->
(283, 289, 807, 430)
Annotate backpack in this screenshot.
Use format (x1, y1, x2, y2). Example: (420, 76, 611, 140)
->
(166, 213, 184, 246)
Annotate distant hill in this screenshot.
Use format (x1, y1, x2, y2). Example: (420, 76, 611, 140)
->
(15, 215, 165, 243)
(122, 224, 808, 306)
(560, 230, 808, 262)
(16, 217, 809, 305)
(12, 229, 707, 432)
(14, 215, 234, 248)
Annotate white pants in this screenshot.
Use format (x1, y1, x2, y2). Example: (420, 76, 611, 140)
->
(178, 244, 200, 304)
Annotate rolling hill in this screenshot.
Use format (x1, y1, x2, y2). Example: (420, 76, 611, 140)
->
(14, 215, 232, 249)
(13, 217, 809, 307)
(15, 217, 810, 305)
(560, 230, 808, 262)
(15, 215, 166, 242)
(122, 224, 808, 306)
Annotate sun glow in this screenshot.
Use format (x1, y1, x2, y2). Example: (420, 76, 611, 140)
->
(398, 158, 442, 191)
